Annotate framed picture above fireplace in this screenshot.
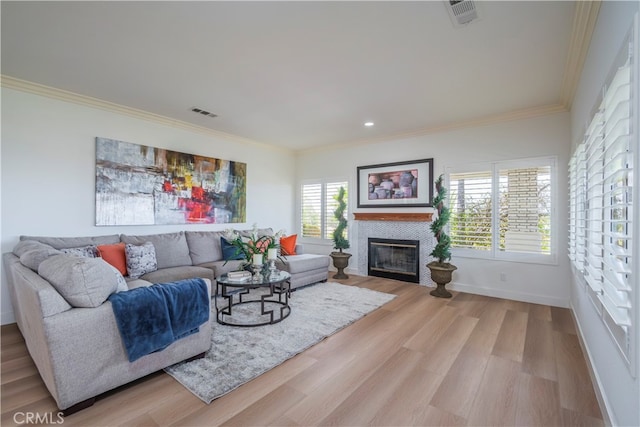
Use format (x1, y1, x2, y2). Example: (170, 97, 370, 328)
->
(357, 158, 433, 208)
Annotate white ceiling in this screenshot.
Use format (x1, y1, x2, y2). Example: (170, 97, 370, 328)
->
(1, 1, 579, 151)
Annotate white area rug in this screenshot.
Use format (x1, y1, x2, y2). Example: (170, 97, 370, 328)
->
(164, 281, 396, 403)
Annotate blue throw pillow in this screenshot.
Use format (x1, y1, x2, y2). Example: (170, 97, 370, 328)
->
(220, 237, 245, 260)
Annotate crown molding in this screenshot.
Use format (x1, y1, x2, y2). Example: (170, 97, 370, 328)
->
(560, 0, 602, 110)
(300, 103, 568, 155)
(1, 75, 292, 153)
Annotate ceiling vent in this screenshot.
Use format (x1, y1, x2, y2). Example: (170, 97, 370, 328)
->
(445, 0, 480, 27)
(190, 107, 218, 118)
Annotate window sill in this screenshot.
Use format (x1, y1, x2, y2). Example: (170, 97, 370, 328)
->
(452, 249, 558, 266)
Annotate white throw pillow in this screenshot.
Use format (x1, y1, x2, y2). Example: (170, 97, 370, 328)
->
(125, 242, 158, 279)
(60, 245, 100, 258)
(107, 264, 129, 292)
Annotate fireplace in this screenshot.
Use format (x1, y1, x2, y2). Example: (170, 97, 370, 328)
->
(356, 213, 434, 287)
(368, 238, 420, 283)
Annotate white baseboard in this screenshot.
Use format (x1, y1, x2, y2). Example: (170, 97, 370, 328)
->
(345, 274, 568, 307)
(1, 309, 15, 325)
(448, 281, 569, 308)
(569, 301, 615, 426)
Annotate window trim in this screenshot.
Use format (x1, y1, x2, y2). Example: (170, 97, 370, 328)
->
(299, 178, 349, 245)
(446, 156, 558, 266)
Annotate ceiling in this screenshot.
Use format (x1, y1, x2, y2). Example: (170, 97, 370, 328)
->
(2, 1, 584, 152)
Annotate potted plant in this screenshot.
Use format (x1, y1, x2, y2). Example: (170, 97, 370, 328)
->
(330, 186, 352, 279)
(222, 224, 284, 270)
(427, 174, 457, 298)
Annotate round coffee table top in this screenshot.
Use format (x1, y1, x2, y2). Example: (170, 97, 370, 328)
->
(216, 270, 291, 287)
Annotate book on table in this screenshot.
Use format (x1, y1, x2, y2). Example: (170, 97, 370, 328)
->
(227, 271, 252, 280)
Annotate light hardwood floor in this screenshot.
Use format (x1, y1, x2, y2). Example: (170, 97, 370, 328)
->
(1, 275, 604, 426)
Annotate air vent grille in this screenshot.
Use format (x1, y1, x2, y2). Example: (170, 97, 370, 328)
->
(190, 107, 218, 118)
(446, 0, 480, 27)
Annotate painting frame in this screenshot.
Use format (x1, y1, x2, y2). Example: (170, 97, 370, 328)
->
(357, 158, 433, 208)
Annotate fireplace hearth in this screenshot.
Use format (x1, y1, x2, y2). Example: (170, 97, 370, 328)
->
(368, 238, 420, 283)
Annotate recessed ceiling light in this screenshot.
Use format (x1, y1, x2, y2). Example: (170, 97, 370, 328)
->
(364, 122, 374, 127)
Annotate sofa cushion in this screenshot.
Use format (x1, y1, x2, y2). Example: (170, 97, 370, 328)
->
(125, 242, 158, 279)
(98, 242, 127, 275)
(198, 260, 244, 278)
(185, 231, 224, 265)
(125, 278, 155, 290)
(121, 232, 192, 269)
(140, 266, 215, 284)
(239, 228, 274, 239)
(278, 254, 330, 274)
(38, 255, 118, 308)
(20, 234, 121, 249)
(19, 246, 63, 271)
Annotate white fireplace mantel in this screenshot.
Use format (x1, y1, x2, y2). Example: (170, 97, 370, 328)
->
(353, 212, 433, 222)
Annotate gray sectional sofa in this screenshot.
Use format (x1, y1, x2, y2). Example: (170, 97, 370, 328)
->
(2, 229, 330, 414)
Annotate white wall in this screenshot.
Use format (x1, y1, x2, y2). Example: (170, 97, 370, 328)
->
(1, 87, 297, 324)
(570, 2, 640, 426)
(297, 112, 571, 307)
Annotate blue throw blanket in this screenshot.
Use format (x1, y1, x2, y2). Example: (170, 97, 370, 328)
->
(108, 278, 209, 362)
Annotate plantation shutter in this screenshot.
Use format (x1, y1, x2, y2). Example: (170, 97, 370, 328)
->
(301, 183, 322, 238)
(568, 156, 577, 263)
(575, 143, 588, 271)
(568, 24, 636, 365)
(584, 109, 605, 295)
(498, 165, 552, 255)
(449, 171, 493, 250)
(601, 60, 633, 328)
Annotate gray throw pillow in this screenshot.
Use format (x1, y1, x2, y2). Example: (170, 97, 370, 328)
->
(125, 242, 158, 279)
(13, 240, 57, 257)
(38, 255, 118, 308)
(19, 246, 63, 271)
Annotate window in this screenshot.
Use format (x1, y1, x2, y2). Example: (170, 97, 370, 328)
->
(568, 25, 636, 369)
(449, 171, 493, 251)
(448, 157, 556, 263)
(301, 180, 348, 241)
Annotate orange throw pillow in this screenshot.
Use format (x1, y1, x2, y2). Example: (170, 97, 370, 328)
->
(97, 242, 127, 275)
(280, 234, 297, 256)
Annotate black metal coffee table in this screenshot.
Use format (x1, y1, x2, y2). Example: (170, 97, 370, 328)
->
(215, 270, 291, 327)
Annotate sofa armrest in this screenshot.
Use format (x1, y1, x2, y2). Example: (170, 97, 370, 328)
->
(3, 252, 73, 408)
(40, 279, 212, 410)
(3, 253, 72, 321)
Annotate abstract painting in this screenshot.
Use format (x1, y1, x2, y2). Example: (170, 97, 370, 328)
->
(96, 137, 246, 225)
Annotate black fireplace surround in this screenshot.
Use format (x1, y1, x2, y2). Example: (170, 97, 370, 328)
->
(368, 238, 420, 283)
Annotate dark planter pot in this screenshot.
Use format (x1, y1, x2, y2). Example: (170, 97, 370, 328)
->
(427, 261, 458, 298)
(330, 252, 352, 279)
